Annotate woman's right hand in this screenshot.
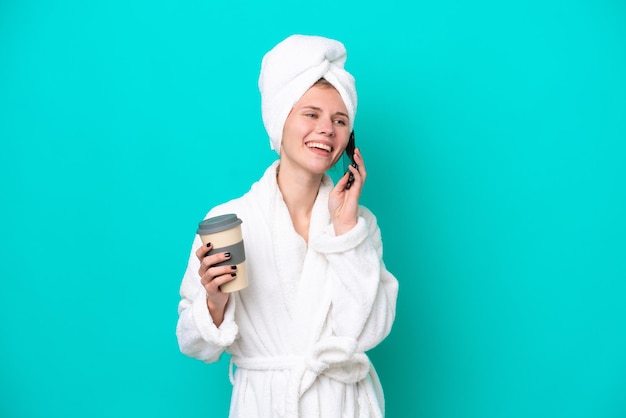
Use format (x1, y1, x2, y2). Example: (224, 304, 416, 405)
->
(195, 243, 237, 326)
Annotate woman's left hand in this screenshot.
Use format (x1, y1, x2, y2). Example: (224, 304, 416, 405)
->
(329, 147, 367, 235)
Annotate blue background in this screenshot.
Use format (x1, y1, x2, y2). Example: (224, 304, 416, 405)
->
(1, 0, 625, 417)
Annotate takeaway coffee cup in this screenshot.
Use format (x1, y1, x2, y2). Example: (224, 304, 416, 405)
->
(197, 214, 248, 293)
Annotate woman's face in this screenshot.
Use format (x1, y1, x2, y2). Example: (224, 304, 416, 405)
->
(280, 84, 351, 176)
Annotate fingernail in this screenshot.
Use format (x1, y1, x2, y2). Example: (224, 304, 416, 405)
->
(230, 272, 237, 277)
(231, 265, 237, 270)
(224, 252, 231, 258)
(206, 242, 212, 247)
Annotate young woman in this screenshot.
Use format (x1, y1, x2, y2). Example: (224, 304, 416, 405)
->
(176, 34, 399, 418)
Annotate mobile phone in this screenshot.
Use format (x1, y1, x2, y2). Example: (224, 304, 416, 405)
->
(344, 131, 358, 190)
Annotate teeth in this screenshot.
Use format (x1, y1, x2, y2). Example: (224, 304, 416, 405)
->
(306, 142, 331, 152)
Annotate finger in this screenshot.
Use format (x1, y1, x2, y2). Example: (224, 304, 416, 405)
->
(334, 170, 351, 191)
(202, 265, 238, 287)
(211, 271, 238, 289)
(347, 163, 363, 190)
(199, 250, 232, 276)
(354, 148, 367, 182)
(201, 250, 232, 268)
(208, 265, 238, 280)
(203, 271, 238, 299)
(195, 242, 212, 262)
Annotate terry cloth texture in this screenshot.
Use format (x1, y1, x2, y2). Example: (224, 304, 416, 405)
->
(258, 34, 358, 152)
(176, 161, 398, 417)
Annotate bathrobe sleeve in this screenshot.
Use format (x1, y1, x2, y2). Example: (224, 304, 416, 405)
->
(176, 233, 239, 363)
(309, 206, 398, 352)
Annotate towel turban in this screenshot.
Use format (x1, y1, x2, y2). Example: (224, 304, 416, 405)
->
(258, 34, 358, 152)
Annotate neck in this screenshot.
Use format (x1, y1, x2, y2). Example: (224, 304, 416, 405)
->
(276, 160, 323, 241)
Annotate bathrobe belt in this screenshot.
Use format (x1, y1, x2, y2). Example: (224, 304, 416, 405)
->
(229, 336, 383, 418)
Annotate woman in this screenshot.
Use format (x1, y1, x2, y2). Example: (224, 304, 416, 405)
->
(176, 34, 399, 418)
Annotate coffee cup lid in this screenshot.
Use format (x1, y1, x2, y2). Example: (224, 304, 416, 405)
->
(197, 213, 242, 235)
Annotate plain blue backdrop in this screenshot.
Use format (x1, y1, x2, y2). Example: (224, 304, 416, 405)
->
(1, 0, 625, 417)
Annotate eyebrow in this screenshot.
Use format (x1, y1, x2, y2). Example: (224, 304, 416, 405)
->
(300, 106, 349, 119)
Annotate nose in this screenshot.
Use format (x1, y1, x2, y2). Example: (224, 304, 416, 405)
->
(316, 117, 334, 136)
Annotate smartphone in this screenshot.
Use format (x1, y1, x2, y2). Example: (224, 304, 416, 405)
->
(344, 131, 358, 190)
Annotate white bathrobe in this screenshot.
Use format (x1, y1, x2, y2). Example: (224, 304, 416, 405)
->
(176, 161, 399, 418)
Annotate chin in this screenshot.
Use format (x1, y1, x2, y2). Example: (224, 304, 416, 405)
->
(307, 163, 332, 176)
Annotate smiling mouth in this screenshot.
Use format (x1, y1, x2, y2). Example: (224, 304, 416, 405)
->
(306, 142, 332, 152)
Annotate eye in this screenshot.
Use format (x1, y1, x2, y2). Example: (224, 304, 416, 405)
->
(334, 119, 347, 126)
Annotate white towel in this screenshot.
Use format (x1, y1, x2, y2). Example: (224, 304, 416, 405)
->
(258, 34, 358, 152)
